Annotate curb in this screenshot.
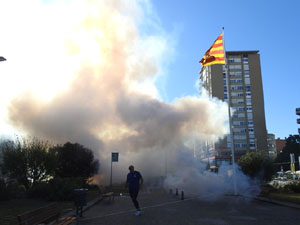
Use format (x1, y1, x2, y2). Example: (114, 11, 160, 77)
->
(61, 196, 104, 218)
(83, 196, 104, 212)
(77, 195, 104, 215)
(56, 196, 104, 225)
(254, 196, 300, 210)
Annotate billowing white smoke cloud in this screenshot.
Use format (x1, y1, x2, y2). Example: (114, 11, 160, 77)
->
(2, 0, 255, 197)
(163, 149, 260, 199)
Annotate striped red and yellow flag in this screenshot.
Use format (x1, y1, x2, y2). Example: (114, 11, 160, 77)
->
(200, 33, 225, 67)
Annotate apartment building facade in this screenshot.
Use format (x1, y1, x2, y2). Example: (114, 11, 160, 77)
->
(201, 51, 268, 158)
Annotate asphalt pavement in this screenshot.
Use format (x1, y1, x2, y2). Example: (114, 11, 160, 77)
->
(75, 188, 300, 225)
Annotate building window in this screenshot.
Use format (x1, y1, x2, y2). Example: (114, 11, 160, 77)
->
(232, 113, 245, 118)
(234, 143, 241, 148)
(233, 107, 245, 111)
(229, 65, 242, 70)
(234, 143, 247, 148)
(248, 121, 254, 127)
(244, 65, 249, 70)
(243, 58, 248, 63)
(235, 107, 245, 111)
(249, 138, 256, 143)
(232, 99, 244, 104)
(239, 113, 245, 118)
(246, 99, 252, 105)
(231, 92, 244, 97)
(233, 128, 247, 133)
(233, 121, 246, 126)
(233, 121, 240, 126)
(230, 71, 242, 77)
(244, 71, 250, 77)
(247, 113, 253, 119)
(231, 85, 244, 91)
(230, 79, 243, 84)
(234, 135, 247, 140)
(245, 78, 250, 85)
(246, 85, 251, 91)
(247, 107, 252, 112)
(228, 57, 241, 63)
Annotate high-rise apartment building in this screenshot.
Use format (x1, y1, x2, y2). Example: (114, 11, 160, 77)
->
(201, 51, 268, 159)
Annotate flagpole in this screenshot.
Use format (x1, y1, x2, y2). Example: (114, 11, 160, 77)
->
(222, 27, 238, 195)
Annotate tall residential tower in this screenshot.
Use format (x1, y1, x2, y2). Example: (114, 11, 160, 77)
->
(201, 51, 268, 159)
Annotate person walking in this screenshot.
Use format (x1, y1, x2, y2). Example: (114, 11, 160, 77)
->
(125, 165, 143, 216)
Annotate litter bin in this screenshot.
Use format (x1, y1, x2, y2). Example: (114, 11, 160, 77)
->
(74, 188, 88, 218)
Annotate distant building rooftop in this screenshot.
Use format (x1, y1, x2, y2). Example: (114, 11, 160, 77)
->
(226, 50, 259, 55)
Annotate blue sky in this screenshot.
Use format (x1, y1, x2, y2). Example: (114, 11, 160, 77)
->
(151, 0, 300, 139)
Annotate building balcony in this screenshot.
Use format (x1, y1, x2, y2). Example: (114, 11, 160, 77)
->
(298, 118, 300, 124)
(297, 108, 300, 116)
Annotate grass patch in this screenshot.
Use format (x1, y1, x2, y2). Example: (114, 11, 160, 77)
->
(0, 198, 49, 225)
(268, 192, 300, 205)
(0, 190, 99, 225)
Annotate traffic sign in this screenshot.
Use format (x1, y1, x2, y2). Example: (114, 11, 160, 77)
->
(112, 152, 119, 162)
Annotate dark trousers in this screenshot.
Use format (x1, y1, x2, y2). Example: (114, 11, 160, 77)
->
(129, 188, 140, 210)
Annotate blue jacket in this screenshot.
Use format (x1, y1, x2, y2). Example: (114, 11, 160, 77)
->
(127, 171, 142, 190)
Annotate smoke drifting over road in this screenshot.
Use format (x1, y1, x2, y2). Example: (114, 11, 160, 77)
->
(163, 150, 259, 199)
(4, 0, 253, 196)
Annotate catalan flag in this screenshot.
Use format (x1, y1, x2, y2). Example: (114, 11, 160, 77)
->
(200, 33, 225, 67)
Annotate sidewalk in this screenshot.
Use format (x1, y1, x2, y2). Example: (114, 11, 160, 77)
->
(72, 188, 300, 225)
(254, 196, 300, 210)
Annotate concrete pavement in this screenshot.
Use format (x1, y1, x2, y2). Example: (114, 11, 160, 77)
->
(75, 188, 300, 225)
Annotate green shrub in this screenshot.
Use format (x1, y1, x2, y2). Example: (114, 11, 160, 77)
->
(47, 177, 86, 201)
(26, 177, 90, 201)
(285, 182, 300, 193)
(0, 179, 10, 201)
(238, 151, 275, 181)
(27, 182, 51, 199)
(6, 180, 26, 198)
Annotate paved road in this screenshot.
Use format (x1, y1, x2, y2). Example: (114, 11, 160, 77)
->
(77, 189, 300, 225)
